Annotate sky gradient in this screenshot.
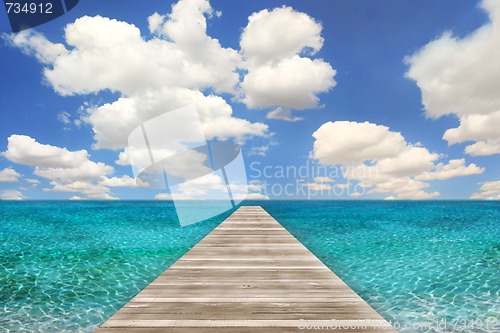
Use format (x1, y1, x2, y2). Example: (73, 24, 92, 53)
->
(0, 0, 499, 200)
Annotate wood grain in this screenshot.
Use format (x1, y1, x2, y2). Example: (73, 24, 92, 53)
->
(95, 206, 397, 332)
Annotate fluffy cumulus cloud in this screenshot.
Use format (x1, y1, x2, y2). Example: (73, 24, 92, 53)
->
(442, 112, 500, 156)
(240, 6, 336, 119)
(240, 6, 324, 65)
(2, 135, 118, 199)
(312, 121, 407, 165)
(87, 88, 267, 150)
(2, 135, 88, 168)
(405, 0, 500, 155)
(0, 168, 22, 182)
(470, 180, 500, 199)
(312, 121, 484, 199)
(6, 0, 268, 154)
(241, 56, 336, 110)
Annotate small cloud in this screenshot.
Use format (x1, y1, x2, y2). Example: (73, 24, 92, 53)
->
(238, 193, 270, 200)
(155, 193, 173, 200)
(57, 111, 71, 125)
(0, 167, 22, 182)
(115, 149, 130, 166)
(313, 176, 335, 183)
(69, 196, 85, 200)
(248, 140, 277, 157)
(301, 176, 335, 192)
(25, 178, 41, 187)
(303, 183, 332, 191)
(266, 107, 303, 122)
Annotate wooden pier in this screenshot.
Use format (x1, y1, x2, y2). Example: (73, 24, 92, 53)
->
(95, 206, 397, 332)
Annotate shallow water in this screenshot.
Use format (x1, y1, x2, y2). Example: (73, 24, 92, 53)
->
(0, 200, 498, 332)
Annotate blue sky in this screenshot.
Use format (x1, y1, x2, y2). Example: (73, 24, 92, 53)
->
(0, 0, 499, 200)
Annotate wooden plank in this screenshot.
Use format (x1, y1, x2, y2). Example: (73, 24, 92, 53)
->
(95, 206, 397, 332)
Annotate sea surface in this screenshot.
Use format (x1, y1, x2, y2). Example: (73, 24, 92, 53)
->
(0, 200, 498, 332)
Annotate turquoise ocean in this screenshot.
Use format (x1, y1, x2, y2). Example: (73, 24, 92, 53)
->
(0, 200, 498, 332)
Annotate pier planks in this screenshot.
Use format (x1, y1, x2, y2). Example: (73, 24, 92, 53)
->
(95, 206, 397, 332)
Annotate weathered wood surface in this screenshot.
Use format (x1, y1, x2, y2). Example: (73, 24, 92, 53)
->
(95, 206, 397, 332)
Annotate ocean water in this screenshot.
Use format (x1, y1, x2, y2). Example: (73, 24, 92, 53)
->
(0, 200, 498, 332)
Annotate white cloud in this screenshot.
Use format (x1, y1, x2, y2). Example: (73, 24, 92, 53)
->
(158, 173, 235, 200)
(34, 161, 113, 183)
(314, 176, 335, 183)
(342, 163, 437, 199)
(464, 140, 500, 156)
(443, 112, 500, 144)
(69, 196, 85, 200)
(241, 55, 335, 109)
(154, 193, 173, 200)
(300, 176, 336, 192)
(233, 192, 270, 200)
(57, 111, 71, 125)
(241, 6, 324, 66)
(405, 0, 500, 155)
(0, 190, 24, 200)
(443, 112, 500, 155)
(7, 3, 267, 150)
(163, 176, 264, 201)
(40, 14, 238, 95)
(2, 135, 88, 168)
(312, 121, 406, 165)
(248, 140, 277, 157)
(375, 146, 439, 177)
(25, 178, 41, 185)
(115, 149, 131, 166)
(240, 6, 336, 114)
(99, 175, 149, 188)
(266, 107, 303, 122)
(303, 183, 332, 191)
(3, 135, 119, 199)
(86, 88, 267, 150)
(48, 181, 117, 200)
(4, 30, 68, 64)
(161, 150, 211, 180)
(470, 180, 500, 200)
(148, 0, 240, 93)
(312, 121, 483, 199)
(417, 159, 484, 180)
(247, 180, 266, 192)
(248, 145, 270, 157)
(174, 173, 226, 199)
(0, 168, 22, 182)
